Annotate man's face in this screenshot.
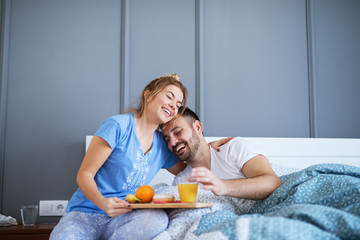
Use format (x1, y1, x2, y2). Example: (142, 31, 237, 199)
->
(162, 116, 201, 163)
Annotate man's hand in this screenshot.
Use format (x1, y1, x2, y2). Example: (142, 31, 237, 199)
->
(187, 167, 226, 196)
(98, 197, 132, 217)
(187, 155, 282, 200)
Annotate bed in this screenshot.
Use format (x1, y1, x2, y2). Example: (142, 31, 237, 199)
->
(147, 137, 360, 186)
(85, 136, 360, 239)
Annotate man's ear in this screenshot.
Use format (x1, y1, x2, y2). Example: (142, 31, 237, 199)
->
(193, 120, 203, 135)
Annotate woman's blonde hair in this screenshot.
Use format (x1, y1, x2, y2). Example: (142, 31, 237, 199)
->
(128, 73, 188, 117)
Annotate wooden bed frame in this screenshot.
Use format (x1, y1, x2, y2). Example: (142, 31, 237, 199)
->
(85, 136, 360, 186)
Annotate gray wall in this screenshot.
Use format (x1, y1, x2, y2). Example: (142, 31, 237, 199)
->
(203, 0, 310, 137)
(312, 0, 360, 137)
(0, 0, 359, 223)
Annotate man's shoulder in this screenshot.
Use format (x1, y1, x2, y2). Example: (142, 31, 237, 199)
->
(212, 137, 263, 162)
(220, 137, 249, 149)
(229, 137, 248, 143)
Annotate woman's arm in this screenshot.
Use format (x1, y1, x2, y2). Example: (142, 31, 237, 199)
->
(76, 136, 131, 217)
(208, 137, 234, 152)
(166, 161, 187, 175)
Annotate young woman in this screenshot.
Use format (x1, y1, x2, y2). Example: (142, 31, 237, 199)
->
(50, 74, 188, 240)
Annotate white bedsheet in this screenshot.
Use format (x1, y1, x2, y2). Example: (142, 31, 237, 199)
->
(153, 164, 299, 240)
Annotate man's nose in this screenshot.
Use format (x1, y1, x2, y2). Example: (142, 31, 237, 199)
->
(170, 137, 178, 147)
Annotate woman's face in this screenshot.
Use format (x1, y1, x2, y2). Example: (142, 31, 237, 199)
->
(146, 85, 184, 124)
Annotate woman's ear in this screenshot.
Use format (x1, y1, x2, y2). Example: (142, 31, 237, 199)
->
(144, 90, 151, 102)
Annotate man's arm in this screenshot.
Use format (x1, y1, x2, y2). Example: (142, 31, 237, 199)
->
(188, 155, 282, 200)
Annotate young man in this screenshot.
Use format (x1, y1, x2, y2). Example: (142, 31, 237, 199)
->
(162, 107, 282, 200)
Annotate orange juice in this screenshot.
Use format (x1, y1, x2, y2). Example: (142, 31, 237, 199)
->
(178, 183, 198, 203)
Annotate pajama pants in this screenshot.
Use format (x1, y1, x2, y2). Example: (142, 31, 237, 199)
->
(50, 209, 168, 240)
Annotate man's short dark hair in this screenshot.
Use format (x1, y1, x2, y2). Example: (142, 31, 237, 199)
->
(179, 106, 200, 124)
(160, 107, 202, 133)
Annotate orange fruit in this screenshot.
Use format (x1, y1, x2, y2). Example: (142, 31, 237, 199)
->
(135, 185, 155, 203)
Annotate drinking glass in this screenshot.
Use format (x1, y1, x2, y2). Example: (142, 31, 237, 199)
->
(177, 177, 198, 203)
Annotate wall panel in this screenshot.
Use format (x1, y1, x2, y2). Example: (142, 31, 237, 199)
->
(128, 0, 196, 110)
(203, 0, 310, 137)
(312, 0, 360, 138)
(2, 0, 121, 221)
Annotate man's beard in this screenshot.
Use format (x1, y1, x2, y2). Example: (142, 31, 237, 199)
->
(181, 129, 201, 163)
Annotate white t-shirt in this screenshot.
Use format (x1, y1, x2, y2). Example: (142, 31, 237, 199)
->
(172, 137, 267, 185)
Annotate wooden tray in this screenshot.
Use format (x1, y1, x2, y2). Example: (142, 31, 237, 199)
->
(128, 202, 212, 209)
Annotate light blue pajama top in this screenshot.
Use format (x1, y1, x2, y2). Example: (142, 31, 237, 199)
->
(66, 113, 178, 214)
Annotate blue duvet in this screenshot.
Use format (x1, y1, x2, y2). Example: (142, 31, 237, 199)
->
(193, 164, 360, 240)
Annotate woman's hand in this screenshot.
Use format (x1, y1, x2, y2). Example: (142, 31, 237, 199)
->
(99, 197, 132, 217)
(209, 137, 234, 152)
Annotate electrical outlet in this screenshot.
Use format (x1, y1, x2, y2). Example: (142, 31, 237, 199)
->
(39, 200, 68, 216)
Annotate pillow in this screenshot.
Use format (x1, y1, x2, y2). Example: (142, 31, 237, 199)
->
(271, 163, 300, 176)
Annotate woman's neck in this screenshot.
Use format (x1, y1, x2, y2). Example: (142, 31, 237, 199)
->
(133, 112, 159, 154)
(133, 112, 158, 138)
